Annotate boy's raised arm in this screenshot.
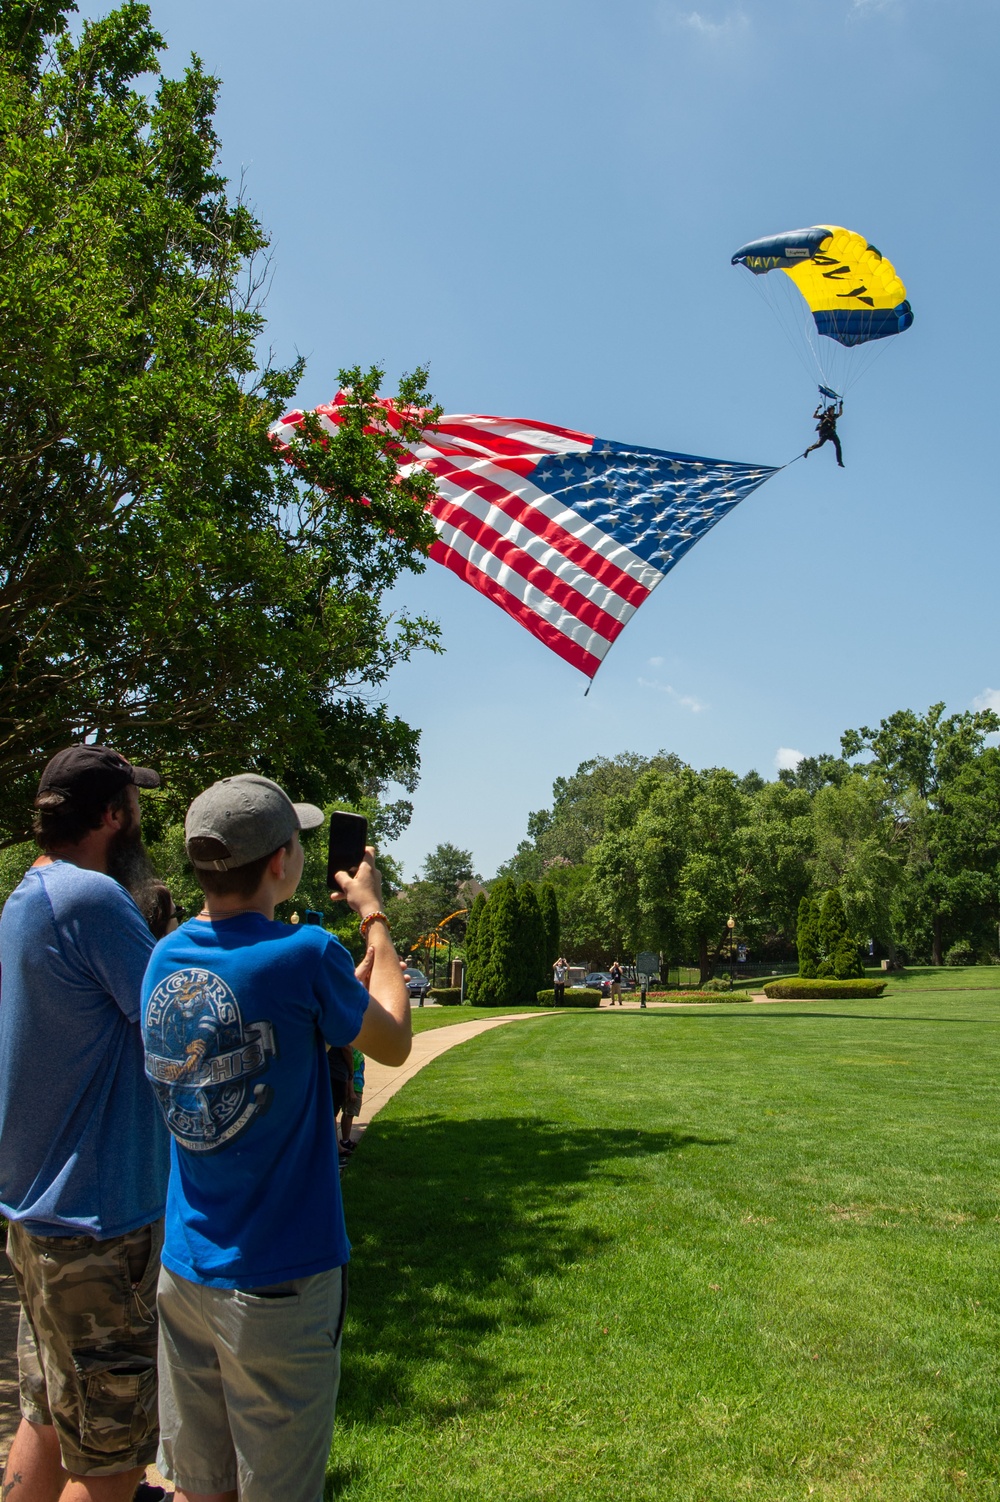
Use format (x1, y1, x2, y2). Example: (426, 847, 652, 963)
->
(334, 850, 411, 1066)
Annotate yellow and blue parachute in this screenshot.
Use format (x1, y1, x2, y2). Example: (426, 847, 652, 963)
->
(732, 225, 912, 394)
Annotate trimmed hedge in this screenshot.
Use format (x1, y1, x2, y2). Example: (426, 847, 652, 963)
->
(651, 991, 752, 1004)
(762, 977, 887, 999)
(536, 988, 602, 1007)
(428, 987, 463, 1006)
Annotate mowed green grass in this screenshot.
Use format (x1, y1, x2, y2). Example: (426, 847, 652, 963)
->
(334, 989, 1000, 1501)
(411, 1006, 547, 1034)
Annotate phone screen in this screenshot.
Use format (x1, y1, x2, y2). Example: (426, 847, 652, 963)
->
(326, 812, 368, 890)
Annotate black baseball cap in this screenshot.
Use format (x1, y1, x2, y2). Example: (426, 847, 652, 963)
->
(37, 745, 161, 808)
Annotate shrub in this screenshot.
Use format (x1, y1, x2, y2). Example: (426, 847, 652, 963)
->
(762, 978, 887, 999)
(536, 989, 602, 1007)
(796, 895, 820, 979)
(665, 991, 752, 1003)
(480, 878, 520, 1006)
(700, 976, 737, 992)
(945, 942, 976, 967)
(428, 987, 463, 1006)
(464, 892, 488, 1002)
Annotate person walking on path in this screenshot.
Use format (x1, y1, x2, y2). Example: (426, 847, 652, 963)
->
(141, 774, 411, 1502)
(0, 745, 170, 1502)
(552, 957, 568, 1003)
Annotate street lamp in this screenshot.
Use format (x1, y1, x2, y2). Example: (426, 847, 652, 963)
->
(727, 916, 735, 991)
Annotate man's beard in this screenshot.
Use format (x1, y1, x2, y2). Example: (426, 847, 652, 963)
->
(106, 807, 158, 918)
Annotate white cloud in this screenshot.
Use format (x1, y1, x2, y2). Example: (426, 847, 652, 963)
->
(774, 746, 804, 772)
(661, 5, 750, 39)
(648, 656, 664, 668)
(973, 688, 1000, 714)
(637, 676, 707, 713)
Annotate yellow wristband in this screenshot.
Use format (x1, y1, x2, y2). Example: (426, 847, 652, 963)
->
(359, 910, 391, 941)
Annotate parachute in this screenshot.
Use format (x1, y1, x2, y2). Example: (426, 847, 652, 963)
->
(731, 225, 913, 398)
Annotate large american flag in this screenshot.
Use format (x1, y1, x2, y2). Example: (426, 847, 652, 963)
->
(270, 394, 778, 684)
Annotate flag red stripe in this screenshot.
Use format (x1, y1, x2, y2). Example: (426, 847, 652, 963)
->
(429, 540, 606, 677)
(429, 500, 629, 638)
(423, 458, 650, 607)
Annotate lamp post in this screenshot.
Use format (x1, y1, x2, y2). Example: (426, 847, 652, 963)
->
(727, 916, 735, 991)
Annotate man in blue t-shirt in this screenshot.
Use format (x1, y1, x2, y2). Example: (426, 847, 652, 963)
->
(0, 744, 169, 1501)
(142, 773, 411, 1502)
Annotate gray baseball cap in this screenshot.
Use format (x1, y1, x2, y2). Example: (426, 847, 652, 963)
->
(185, 774, 324, 871)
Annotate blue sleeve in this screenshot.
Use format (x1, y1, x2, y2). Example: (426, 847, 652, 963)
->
(63, 874, 154, 1024)
(313, 932, 369, 1047)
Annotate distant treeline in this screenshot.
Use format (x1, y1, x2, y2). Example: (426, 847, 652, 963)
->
(497, 703, 1000, 979)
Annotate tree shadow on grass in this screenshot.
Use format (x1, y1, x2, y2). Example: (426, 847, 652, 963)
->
(336, 1118, 723, 1441)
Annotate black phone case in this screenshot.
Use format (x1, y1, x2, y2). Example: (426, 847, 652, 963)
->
(327, 812, 368, 890)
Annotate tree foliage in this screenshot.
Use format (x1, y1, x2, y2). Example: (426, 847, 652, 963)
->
(539, 882, 560, 969)
(842, 703, 1000, 963)
(0, 2, 439, 841)
(499, 702, 1000, 973)
(463, 892, 487, 1002)
(796, 896, 820, 979)
(479, 877, 519, 1007)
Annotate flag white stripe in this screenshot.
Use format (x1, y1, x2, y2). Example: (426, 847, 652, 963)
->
(433, 519, 626, 660)
(401, 451, 665, 592)
(429, 478, 639, 625)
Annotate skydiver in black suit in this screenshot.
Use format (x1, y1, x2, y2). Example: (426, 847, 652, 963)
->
(803, 400, 844, 466)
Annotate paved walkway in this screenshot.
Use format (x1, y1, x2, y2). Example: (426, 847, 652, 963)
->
(0, 1009, 551, 1487)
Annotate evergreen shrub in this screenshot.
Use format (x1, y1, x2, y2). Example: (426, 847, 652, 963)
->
(762, 978, 887, 999)
(429, 988, 462, 1006)
(536, 989, 602, 1007)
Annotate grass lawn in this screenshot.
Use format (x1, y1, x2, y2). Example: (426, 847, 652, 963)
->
(411, 1006, 547, 1035)
(335, 983, 1000, 1501)
(876, 966, 1000, 992)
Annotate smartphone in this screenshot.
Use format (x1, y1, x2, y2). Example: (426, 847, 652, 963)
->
(327, 811, 368, 891)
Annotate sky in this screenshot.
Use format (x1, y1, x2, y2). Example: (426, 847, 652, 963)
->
(82, 0, 1000, 878)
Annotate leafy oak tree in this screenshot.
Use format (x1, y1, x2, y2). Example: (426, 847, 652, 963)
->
(842, 703, 1000, 963)
(0, 1, 439, 842)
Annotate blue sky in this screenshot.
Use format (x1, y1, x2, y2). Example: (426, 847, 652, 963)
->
(84, 0, 998, 877)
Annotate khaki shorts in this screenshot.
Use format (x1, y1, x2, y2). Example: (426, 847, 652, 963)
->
(6, 1218, 162, 1476)
(157, 1262, 347, 1502)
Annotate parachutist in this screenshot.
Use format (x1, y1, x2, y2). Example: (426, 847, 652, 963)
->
(803, 401, 844, 467)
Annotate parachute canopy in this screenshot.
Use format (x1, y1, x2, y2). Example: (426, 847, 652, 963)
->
(732, 225, 913, 348)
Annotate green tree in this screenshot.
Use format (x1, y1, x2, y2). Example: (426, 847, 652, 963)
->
(810, 770, 905, 958)
(796, 896, 820, 978)
(0, 2, 440, 843)
(422, 843, 475, 897)
(463, 891, 486, 1002)
(817, 888, 851, 978)
(539, 882, 560, 971)
(479, 877, 519, 1007)
(499, 752, 686, 881)
(517, 882, 547, 1000)
(842, 703, 1000, 963)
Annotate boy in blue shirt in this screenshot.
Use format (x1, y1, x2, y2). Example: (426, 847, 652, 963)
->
(141, 774, 410, 1502)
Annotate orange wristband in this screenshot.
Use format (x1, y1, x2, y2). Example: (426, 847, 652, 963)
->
(359, 910, 391, 941)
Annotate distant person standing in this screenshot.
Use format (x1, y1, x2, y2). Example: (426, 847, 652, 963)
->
(609, 961, 623, 1005)
(553, 956, 568, 1002)
(0, 745, 169, 1502)
(340, 1048, 366, 1154)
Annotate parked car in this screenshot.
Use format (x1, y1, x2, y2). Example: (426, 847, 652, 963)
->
(584, 971, 612, 996)
(403, 966, 430, 1003)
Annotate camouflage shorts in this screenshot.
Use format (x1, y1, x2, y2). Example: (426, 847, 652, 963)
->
(6, 1218, 163, 1476)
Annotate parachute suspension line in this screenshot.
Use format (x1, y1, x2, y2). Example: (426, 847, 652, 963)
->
(749, 273, 822, 392)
